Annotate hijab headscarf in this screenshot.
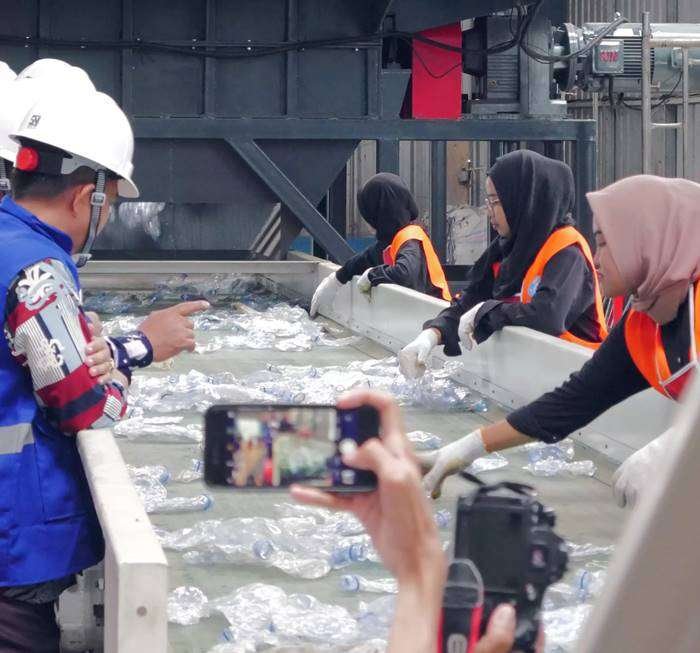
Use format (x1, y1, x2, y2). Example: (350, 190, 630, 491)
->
(587, 174, 700, 324)
(357, 172, 419, 244)
(481, 150, 576, 298)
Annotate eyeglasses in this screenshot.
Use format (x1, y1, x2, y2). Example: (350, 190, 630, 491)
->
(485, 195, 501, 210)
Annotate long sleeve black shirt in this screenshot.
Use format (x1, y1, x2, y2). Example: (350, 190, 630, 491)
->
(507, 295, 692, 443)
(335, 240, 442, 299)
(425, 245, 600, 356)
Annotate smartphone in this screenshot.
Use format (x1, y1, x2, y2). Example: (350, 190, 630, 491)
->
(204, 404, 380, 492)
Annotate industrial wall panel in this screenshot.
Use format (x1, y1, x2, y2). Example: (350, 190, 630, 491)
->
(133, 0, 206, 41)
(297, 49, 369, 116)
(214, 0, 288, 42)
(214, 57, 286, 117)
(298, 0, 368, 39)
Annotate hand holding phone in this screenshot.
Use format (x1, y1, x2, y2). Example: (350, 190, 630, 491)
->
(204, 403, 379, 492)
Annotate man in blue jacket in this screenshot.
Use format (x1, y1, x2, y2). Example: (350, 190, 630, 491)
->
(0, 87, 204, 651)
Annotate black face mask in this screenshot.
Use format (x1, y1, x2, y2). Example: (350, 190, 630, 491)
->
(484, 150, 575, 299)
(357, 172, 419, 245)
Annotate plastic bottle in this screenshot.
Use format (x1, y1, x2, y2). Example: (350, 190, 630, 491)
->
(434, 509, 451, 529)
(167, 586, 209, 625)
(152, 494, 213, 514)
(470, 398, 489, 413)
(175, 459, 204, 483)
(127, 464, 171, 485)
(330, 543, 366, 568)
(340, 575, 398, 594)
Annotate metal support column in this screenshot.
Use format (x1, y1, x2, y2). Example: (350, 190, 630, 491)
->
(642, 12, 652, 174)
(430, 140, 447, 260)
(574, 136, 597, 246)
(377, 139, 400, 175)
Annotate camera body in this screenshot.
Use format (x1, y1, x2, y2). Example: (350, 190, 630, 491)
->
(453, 481, 568, 652)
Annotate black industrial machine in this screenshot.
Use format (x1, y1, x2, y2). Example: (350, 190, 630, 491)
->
(3, 1, 696, 263)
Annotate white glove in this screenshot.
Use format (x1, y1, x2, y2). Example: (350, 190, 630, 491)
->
(399, 329, 440, 379)
(417, 430, 487, 499)
(457, 301, 485, 351)
(612, 427, 674, 509)
(309, 273, 343, 318)
(357, 268, 373, 294)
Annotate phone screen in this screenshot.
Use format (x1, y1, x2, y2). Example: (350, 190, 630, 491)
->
(204, 404, 379, 492)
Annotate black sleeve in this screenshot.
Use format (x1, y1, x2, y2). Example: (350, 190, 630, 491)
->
(473, 246, 588, 343)
(506, 318, 650, 443)
(366, 239, 425, 289)
(335, 243, 383, 284)
(422, 251, 496, 357)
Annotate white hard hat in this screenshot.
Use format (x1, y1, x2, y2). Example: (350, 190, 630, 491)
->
(0, 62, 16, 84)
(11, 91, 139, 198)
(0, 67, 95, 163)
(17, 59, 93, 88)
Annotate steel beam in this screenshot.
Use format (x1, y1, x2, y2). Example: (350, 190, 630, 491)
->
(226, 139, 354, 263)
(430, 140, 447, 260)
(377, 139, 400, 174)
(133, 117, 596, 142)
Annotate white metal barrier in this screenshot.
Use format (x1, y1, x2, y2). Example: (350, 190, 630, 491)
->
(75, 429, 168, 653)
(283, 255, 676, 462)
(576, 376, 700, 653)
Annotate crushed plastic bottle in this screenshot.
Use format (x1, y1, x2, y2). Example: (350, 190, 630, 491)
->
(406, 431, 443, 451)
(209, 583, 364, 650)
(434, 509, 451, 529)
(154, 494, 213, 514)
(174, 458, 204, 483)
(524, 459, 597, 477)
(167, 586, 210, 625)
(468, 451, 509, 474)
(118, 201, 164, 239)
(126, 464, 170, 485)
(541, 603, 593, 652)
(113, 414, 203, 443)
(524, 439, 576, 463)
(469, 398, 489, 413)
(340, 575, 398, 594)
(566, 541, 614, 560)
(330, 543, 367, 569)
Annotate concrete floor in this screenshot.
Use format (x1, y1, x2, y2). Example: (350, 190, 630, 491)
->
(100, 294, 626, 653)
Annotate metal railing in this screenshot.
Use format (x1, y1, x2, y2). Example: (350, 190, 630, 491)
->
(641, 11, 700, 176)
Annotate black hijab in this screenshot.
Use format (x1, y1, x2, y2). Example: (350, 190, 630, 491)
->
(357, 172, 419, 245)
(476, 150, 575, 299)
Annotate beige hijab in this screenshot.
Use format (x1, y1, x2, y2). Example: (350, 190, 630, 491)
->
(587, 175, 700, 324)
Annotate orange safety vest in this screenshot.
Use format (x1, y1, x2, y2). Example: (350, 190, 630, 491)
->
(624, 281, 700, 401)
(383, 225, 452, 301)
(491, 226, 608, 349)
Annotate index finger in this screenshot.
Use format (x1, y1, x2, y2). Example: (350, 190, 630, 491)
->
(336, 390, 408, 457)
(173, 300, 210, 316)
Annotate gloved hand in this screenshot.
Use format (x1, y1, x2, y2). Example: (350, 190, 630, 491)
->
(417, 429, 487, 499)
(612, 427, 674, 508)
(357, 268, 373, 294)
(310, 273, 343, 318)
(457, 301, 485, 351)
(399, 329, 440, 379)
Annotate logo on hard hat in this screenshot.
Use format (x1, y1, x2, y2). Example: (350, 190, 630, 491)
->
(27, 114, 41, 128)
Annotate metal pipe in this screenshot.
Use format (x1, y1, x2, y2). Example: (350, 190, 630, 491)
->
(651, 122, 683, 129)
(683, 47, 690, 178)
(649, 38, 700, 47)
(642, 12, 652, 174)
(430, 140, 447, 261)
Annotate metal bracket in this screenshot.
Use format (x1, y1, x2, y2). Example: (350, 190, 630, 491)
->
(226, 139, 354, 264)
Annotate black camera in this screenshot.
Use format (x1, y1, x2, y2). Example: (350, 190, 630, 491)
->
(450, 475, 568, 652)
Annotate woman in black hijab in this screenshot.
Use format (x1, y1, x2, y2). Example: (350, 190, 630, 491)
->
(399, 150, 608, 378)
(310, 172, 450, 317)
